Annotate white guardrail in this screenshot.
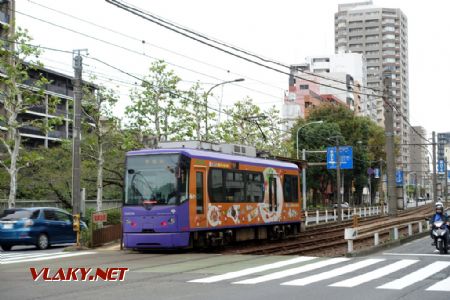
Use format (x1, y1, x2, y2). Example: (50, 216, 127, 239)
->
(344, 218, 429, 253)
(305, 206, 388, 226)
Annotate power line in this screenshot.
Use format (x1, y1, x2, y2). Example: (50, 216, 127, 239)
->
(106, 0, 430, 144)
(14, 9, 285, 102)
(26, 0, 287, 94)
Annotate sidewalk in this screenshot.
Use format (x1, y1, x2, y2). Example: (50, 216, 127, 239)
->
(95, 241, 122, 251)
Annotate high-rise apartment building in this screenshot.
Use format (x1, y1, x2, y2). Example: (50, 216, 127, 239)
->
(334, 0, 410, 170)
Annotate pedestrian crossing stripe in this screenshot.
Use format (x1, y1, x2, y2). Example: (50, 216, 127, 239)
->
(377, 261, 450, 290)
(0, 251, 96, 265)
(188, 256, 315, 283)
(330, 259, 418, 287)
(233, 257, 349, 285)
(188, 257, 450, 292)
(282, 258, 384, 286)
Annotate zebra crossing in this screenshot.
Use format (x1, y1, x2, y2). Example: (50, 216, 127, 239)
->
(0, 249, 95, 265)
(188, 256, 450, 292)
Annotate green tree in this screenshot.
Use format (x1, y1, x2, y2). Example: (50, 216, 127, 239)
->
(215, 97, 286, 153)
(82, 83, 120, 211)
(292, 104, 386, 206)
(125, 60, 181, 143)
(0, 28, 60, 208)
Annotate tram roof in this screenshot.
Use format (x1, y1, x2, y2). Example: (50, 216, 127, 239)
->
(127, 148, 299, 170)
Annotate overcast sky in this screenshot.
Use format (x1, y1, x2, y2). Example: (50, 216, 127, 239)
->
(14, 0, 450, 137)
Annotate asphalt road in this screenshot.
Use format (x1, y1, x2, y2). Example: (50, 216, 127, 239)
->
(1, 236, 449, 300)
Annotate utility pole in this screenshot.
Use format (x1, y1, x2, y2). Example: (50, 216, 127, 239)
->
(432, 131, 437, 202)
(336, 139, 342, 222)
(383, 72, 397, 217)
(72, 50, 87, 216)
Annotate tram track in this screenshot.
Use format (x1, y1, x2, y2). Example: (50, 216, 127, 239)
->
(219, 204, 433, 256)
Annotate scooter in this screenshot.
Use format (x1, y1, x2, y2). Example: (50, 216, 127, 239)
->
(431, 220, 449, 254)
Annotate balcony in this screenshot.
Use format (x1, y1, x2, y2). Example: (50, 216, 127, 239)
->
(19, 125, 45, 137)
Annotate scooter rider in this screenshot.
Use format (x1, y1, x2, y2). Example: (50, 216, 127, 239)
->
(430, 202, 449, 245)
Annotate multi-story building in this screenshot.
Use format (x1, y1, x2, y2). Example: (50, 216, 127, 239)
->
(437, 132, 450, 161)
(282, 57, 360, 131)
(0, 0, 80, 148)
(409, 126, 430, 196)
(334, 0, 410, 170)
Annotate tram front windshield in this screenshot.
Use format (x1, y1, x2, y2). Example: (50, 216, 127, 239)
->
(125, 154, 182, 206)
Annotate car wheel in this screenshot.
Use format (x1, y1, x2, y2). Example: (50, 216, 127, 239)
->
(1, 244, 12, 251)
(36, 233, 49, 250)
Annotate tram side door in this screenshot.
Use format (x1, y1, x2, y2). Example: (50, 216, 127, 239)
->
(195, 168, 206, 215)
(268, 176, 277, 212)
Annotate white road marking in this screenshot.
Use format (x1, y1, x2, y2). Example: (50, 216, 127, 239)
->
(233, 258, 349, 285)
(330, 259, 418, 287)
(377, 261, 450, 290)
(426, 276, 450, 292)
(383, 252, 450, 258)
(1, 251, 66, 261)
(281, 259, 384, 286)
(0, 252, 96, 264)
(188, 256, 315, 283)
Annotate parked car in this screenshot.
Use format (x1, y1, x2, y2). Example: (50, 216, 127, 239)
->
(0, 207, 86, 251)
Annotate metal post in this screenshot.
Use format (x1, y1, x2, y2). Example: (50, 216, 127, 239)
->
(384, 73, 397, 217)
(432, 131, 437, 202)
(445, 158, 448, 202)
(336, 140, 342, 223)
(302, 149, 307, 210)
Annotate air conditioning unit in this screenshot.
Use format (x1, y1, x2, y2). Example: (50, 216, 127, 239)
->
(219, 144, 257, 157)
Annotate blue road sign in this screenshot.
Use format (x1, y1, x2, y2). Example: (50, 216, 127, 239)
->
(374, 168, 380, 179)
(438, 159, 445, 174)
(396, 170, 403, 186)
(327, 146, 353, 170)
(448, 171, 450, 182)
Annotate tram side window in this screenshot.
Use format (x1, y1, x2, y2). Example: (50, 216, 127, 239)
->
(246, 173, 264, 203)
(225, 171, 245, 202)
(284, 175, 299, 203)
(210, 169, 225, 203)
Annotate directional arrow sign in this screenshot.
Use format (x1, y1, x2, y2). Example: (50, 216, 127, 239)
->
(396, 170, 403, 186)
(327, 146, 353, 170)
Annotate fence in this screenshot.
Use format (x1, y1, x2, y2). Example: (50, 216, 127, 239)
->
(89, 207, 122, 247)
(344, 215, 430, 253)
(305, 205, 387, 226)
(0, 199, 122, 212)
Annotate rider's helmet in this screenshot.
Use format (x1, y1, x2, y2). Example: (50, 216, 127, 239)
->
(436, 202, 444, 214)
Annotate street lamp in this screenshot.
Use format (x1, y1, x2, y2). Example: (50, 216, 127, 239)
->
(296, 120, 324, 159)
(204, 78, 245, 140)
(295, 120, 324, 211)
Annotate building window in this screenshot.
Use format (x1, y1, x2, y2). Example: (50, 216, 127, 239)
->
(299, 84, 309, 90)
(366, 42, 379, 47)
(366, 34, 379, 40)
(312, 58, 330, 63)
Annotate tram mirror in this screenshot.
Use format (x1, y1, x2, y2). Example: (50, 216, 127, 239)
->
(128, 169, 135, 174)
